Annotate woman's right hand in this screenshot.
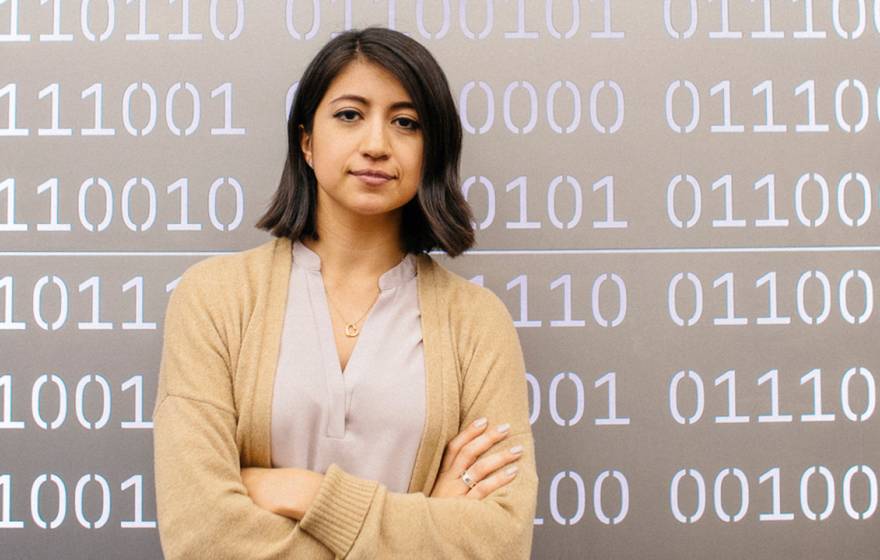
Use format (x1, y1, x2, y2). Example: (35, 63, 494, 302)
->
(429, 417, 523, 499)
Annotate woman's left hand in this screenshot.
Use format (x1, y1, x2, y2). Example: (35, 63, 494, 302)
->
(431, 418, 521, 499)
(240, 467, 324, 520)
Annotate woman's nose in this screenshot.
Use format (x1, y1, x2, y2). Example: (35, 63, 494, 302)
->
(359, 118, 391, 158)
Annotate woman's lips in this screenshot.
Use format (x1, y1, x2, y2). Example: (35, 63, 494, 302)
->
(351, 172, 392, 186)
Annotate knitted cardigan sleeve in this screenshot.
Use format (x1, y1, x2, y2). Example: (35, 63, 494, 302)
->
(297, 283, 539, 560)
(153, 263, 334, 560)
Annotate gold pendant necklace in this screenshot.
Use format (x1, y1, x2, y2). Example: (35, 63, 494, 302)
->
(326, 288, 379, 337)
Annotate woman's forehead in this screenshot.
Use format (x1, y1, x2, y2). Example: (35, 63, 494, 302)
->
(323, 60, 414, 108)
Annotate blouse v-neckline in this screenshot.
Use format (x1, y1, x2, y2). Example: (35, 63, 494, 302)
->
(291, 240, 417, 377)
(249, 237, 452, 495)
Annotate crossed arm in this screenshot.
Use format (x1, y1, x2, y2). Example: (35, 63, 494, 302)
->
(239, 467, 324, 520)
(238, 411, 523, 520)
(153, 266, 537, 559)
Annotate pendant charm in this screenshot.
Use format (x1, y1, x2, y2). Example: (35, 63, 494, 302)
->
(345, 323, 359, 337)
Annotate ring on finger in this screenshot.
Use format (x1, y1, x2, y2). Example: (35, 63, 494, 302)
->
(460, 469, 478, 489)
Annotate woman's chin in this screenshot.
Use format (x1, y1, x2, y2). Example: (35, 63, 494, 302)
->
(344, 202, 403, 220)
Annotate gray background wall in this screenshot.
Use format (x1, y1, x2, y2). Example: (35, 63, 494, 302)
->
(2, 1, 879, 558)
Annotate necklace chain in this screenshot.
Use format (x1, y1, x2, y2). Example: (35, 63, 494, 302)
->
(324, 287, 379, 337)
(316, 251, 407, 337)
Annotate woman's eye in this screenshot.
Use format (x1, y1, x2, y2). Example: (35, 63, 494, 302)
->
(397, 117, 420, 130)
(334, 111, 419, 130)
(335, 110, 360, 122)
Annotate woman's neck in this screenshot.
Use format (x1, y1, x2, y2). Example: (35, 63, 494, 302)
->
(301, 208, 406, 287)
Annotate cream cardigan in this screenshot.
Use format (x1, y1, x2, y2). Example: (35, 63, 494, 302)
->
(153, 236, 538, 559)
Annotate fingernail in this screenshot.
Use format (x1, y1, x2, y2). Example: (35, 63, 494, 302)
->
(505, 465, 519, 476)
(473, 417, 488, 428)
(510, 445, 523, 455)
(496, 423, 510, 433)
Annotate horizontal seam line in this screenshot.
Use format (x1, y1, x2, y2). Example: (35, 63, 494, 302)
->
(160, 392, 236, 416)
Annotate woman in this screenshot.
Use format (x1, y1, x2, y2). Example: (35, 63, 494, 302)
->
(153, 26, 537, 559)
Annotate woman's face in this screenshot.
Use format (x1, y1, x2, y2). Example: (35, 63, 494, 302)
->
(300, 59, 424, 225)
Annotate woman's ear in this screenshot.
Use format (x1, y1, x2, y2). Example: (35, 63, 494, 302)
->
(299, 125, 313, 168)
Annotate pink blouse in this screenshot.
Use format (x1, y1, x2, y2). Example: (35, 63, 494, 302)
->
(270, 239, 426, 493)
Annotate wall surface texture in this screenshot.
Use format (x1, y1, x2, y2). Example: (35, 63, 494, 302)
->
(2, 1, 879, 558)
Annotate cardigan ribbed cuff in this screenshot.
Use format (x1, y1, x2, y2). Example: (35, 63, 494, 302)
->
(299, 463, 378, 558)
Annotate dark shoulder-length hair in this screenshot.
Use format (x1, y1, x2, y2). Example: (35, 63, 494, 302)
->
(256, 26, 475, 257)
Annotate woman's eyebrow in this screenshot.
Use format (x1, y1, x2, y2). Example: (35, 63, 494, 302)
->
(330, 94, 416, 111)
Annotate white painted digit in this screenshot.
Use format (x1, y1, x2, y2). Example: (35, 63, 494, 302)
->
(549, 372, 584, 426)
(670, 468, 706, 523)
(167, 178, 202, 231)
(209, 0, 244, 40)
(36, 178, 72, 231)
(166, 82, 201, 136)
(169, 0, 203, 41)
(0, 474, 24, 527)
(663, 0, 697, 39)
(0, 84, 29, 135)
(125, 0, 159, 41)
(594, 372, 630, 426)
(461, 176, 495, 230)
(0, 276, 26, 330)
(545, 0, 578, 39)
(669, 369, 704, 424)
(459, 81, 494, 135)
(74, 475, 110, 528)
(0, 374, 25, 429)
(800, 368, 836, 422)
(591, 273, 626, 328)
(31, 474, 66, 529)
(796, 270, 831, 325)
(123, 82, 158, 136)
(121, 375, 153, 429)
(459, 0, 493, 39)
(757, 369, 793, 423)
(708, 0, 742, 39)
(37, 83, 72, 136)
(210, 83, 246, 135)
(755, 271, 791, 325)
(0, 178, 28, 231)
(81, 83, 116, 136)
(505, 177, 541, 230)
(714, 468, 749, 522)
(758, 467, 794, 521)
(668, 272, 702, 327)
(549, 274, 586, 327)
(78, 276, 113, 330)
(33, 275, 68, 331)
(840, 367, 875, 422)
(832, 0, 867, 38)
(547, 80, 580, 134)
(800, 465, 834, 520)
(507, 275, 542, 327)
(843, 465, 877, 520)
(121, 474, 157, 528)
(794, 80, 829, 132)
(714, 370, 749, 423)
(32, 374, 67, 430)
(208, 177, 244, 231)
(75, 375, 112, 430)
(503, 81, 538, 134)
(547, 175, 582, 229)
(122, 276, 158, 330)
(81, 0, 115, 42)
(839, 269, 873, 324)
(593, 470, 628, 524)
(549, 470, 586, 525)
(713, 272, 747, 325)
